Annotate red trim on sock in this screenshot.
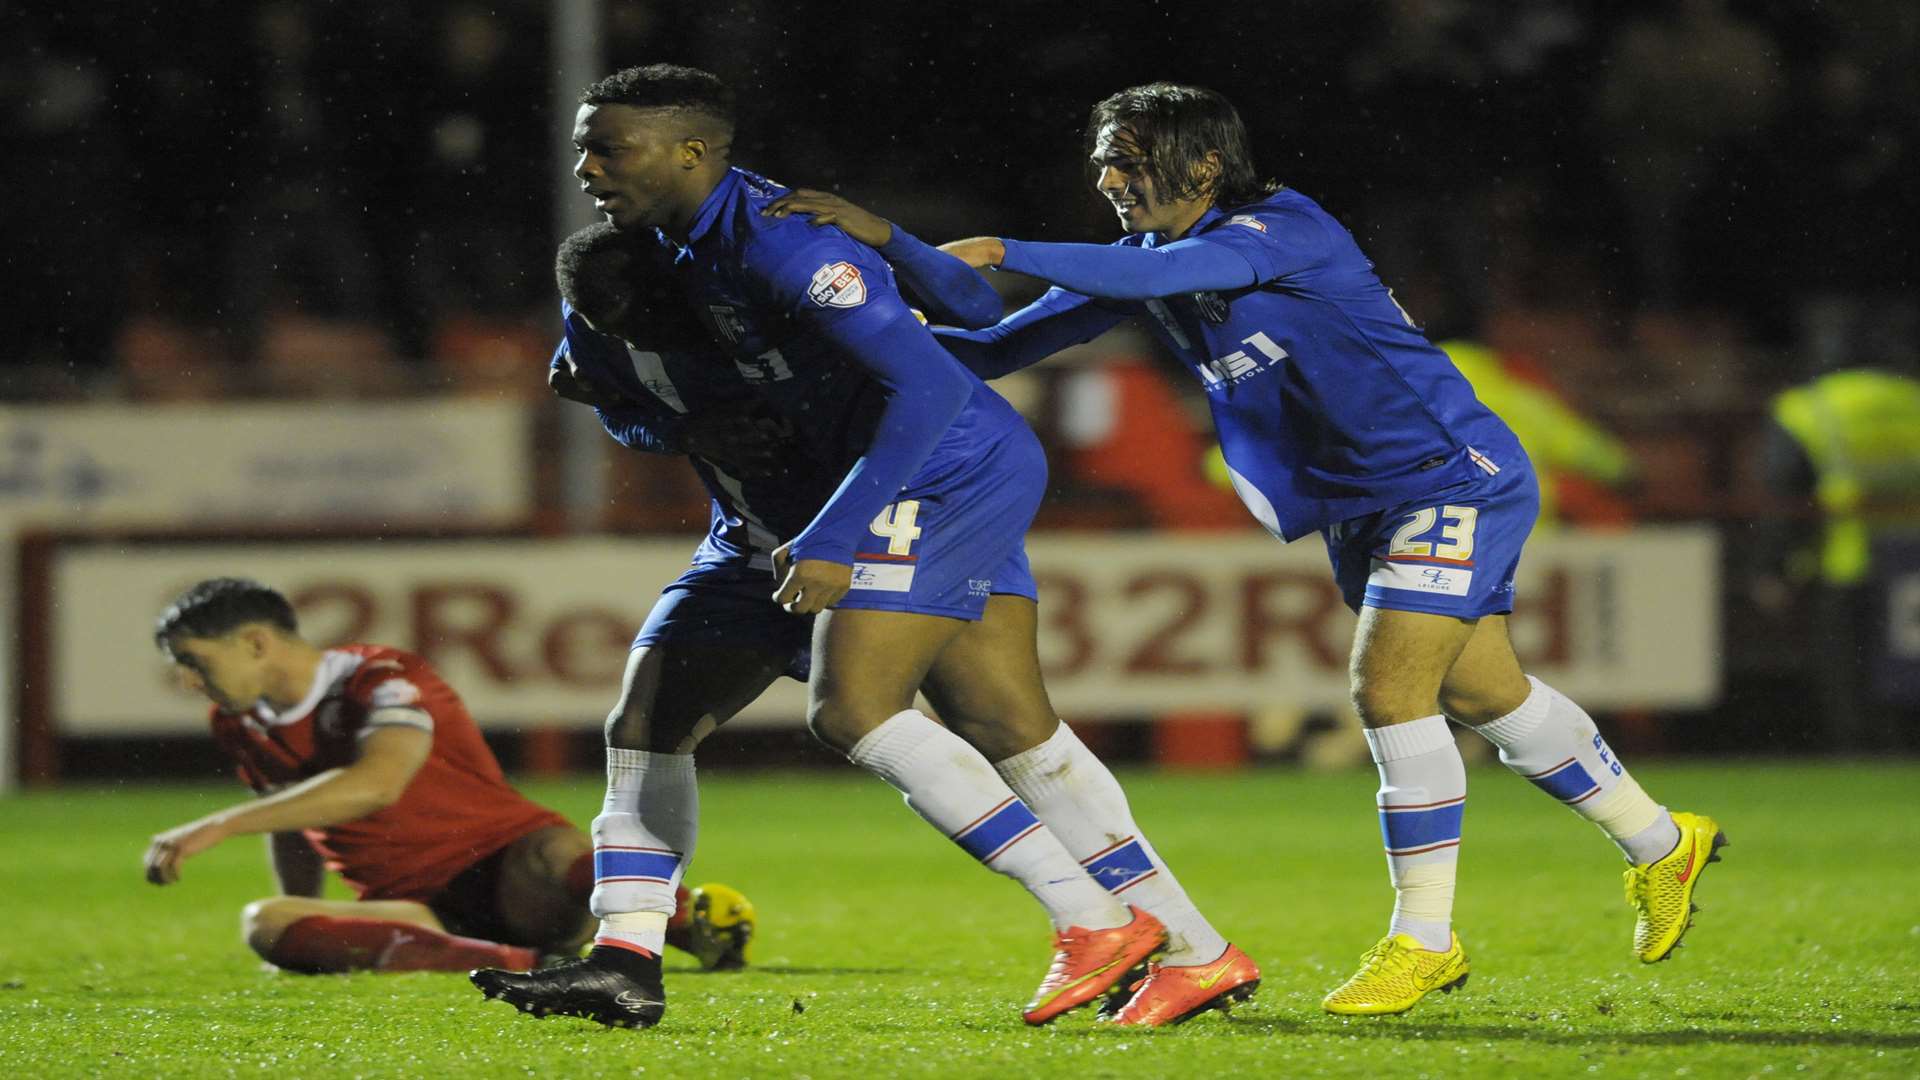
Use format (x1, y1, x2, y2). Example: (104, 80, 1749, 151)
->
(956, 796, 1017, 836)
(593, 936, 658, 959)
(1079, 834, 1139, 864)
(668, 885, 693, 931)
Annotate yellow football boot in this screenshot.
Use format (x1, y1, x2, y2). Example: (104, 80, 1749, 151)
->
(1625, 811, 1726, 963)
(1322, 932, 1469, 1016)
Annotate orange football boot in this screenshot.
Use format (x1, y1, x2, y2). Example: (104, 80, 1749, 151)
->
(1106, 943, 1261, 1026)
(1022, 905, 1167, 1025)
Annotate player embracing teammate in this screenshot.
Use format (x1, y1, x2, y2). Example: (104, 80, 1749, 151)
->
(470, 65, 1253, 1030)
(769, 80, 1726, 1016)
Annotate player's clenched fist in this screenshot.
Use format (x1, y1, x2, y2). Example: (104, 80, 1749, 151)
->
(144, 818, 229, 885)
(549, 356, 629, 410)
(771, 543, 852, 615)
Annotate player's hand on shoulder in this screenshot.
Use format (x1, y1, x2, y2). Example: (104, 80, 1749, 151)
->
(685, 405, 791, 479)
(143, 817, 229, 885)
(772, 542, 852, 615)
(938, 237, 1005, 270)
(762, 189, 894, 248)
(549, 357, 629, 410)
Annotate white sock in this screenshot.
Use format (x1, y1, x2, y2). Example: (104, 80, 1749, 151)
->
(996, 722, 1229, 965)
(590, 748, 697, 955)
(850, 710, 1129, 931)
(1471, 676, 1681, 865)
(1364, 716, 1464, 952)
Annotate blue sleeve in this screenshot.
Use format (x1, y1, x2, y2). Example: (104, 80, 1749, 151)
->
(880, 226, 1003, 329)
(752, 234, 975, 563)
(592, 398, 687, 455)
(552, 323, 689, 455)
(933, 287, 1127, 378)
(787, 311, 972, 564)
(996, 235, 1260, 299)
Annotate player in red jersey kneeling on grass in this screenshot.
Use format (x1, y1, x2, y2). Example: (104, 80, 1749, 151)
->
(146, 577, 753, 977)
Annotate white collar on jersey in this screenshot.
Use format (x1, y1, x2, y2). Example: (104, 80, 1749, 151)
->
(246, 650, 364, 730)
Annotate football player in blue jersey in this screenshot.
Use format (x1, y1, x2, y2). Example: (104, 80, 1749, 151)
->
(474, 66, 1248, 1030)
(775, 82, 1726, 1018)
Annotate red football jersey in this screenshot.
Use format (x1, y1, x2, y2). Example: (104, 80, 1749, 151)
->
(210, 644, 569, 901)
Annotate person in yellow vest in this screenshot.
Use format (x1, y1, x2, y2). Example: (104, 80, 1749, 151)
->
(1764, 368, 1920, 749)
(1438, 341, 1638, 527)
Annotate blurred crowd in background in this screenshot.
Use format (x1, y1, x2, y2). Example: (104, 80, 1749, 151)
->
(4, 1, 1917, 756)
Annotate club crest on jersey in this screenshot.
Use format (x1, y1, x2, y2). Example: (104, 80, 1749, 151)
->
(1227, 214, 1267, 233)
(808, 261, 867, 308)
(1192, 291, 1230, 324)
(707, 304, 748, 344)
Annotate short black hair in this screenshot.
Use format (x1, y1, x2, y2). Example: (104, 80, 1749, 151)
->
(581, 64, 736, 130)
(555, 221, 640, 328)
(154, 578, 297, 650)
(1088, 83, 1279, 209)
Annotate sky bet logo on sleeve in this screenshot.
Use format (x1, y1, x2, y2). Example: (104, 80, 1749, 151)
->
(808, 261, 867, 308)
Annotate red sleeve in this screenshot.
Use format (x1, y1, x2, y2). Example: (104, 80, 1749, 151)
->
(341, 654, 435, 736)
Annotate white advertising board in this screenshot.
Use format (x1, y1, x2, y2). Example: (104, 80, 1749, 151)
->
(0, 401, 533, 527)
(1, 400, 536, 786)
(41, 528, 1720, 737)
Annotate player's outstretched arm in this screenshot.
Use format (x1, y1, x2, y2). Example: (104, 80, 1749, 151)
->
(764, 190, 1003, 329)
(991, 236, 1260, 300)
(933, 287, 1128, 380)
(144, 726, 431, 885)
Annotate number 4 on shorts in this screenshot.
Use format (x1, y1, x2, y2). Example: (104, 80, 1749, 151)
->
(869, 500, 923, 557)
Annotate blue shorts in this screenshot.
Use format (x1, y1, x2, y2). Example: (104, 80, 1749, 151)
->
(1322, 456, 1540, 618)
(632, 558, 814, 681)
(835, 426, 1044, 621)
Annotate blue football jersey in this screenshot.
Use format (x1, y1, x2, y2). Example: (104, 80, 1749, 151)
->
(989, 189, 1525, 541)
(556, 301, 838, 566)
(656, 167, 1033, 564)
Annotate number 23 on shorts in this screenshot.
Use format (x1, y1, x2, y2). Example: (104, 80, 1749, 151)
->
(1388, 504, 1478, 562)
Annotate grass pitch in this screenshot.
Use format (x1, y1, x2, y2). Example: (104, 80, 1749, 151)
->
(3, 761, 1917, 1078)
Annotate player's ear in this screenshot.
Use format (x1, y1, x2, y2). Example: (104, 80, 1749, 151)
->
(238, 624, 272, 657)
(680, 137, 708, 169)
(1194, 150, 1223, 196)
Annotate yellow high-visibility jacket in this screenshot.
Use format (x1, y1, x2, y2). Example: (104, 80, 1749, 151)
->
(1772, 369, 1920, 585)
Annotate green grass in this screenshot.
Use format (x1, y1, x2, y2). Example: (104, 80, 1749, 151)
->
(3, 762, 1918, 1078)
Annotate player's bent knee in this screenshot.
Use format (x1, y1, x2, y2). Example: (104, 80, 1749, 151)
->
(240, 897, 306, 955)
(806, 699, 877, 754)
(1437, 683, 1503, 724)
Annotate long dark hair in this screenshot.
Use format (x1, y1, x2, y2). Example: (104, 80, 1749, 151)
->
(1088, 83, 1280, 209)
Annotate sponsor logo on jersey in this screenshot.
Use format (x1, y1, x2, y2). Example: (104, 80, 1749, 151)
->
(808, 261, 867, 308)
(1227, 214, 1268, 232)
(707, 304, 748, 344)
(1367, 558, 1474, 597)
(850, 561, 915, 592)
(1192, 290, 1231, 324)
